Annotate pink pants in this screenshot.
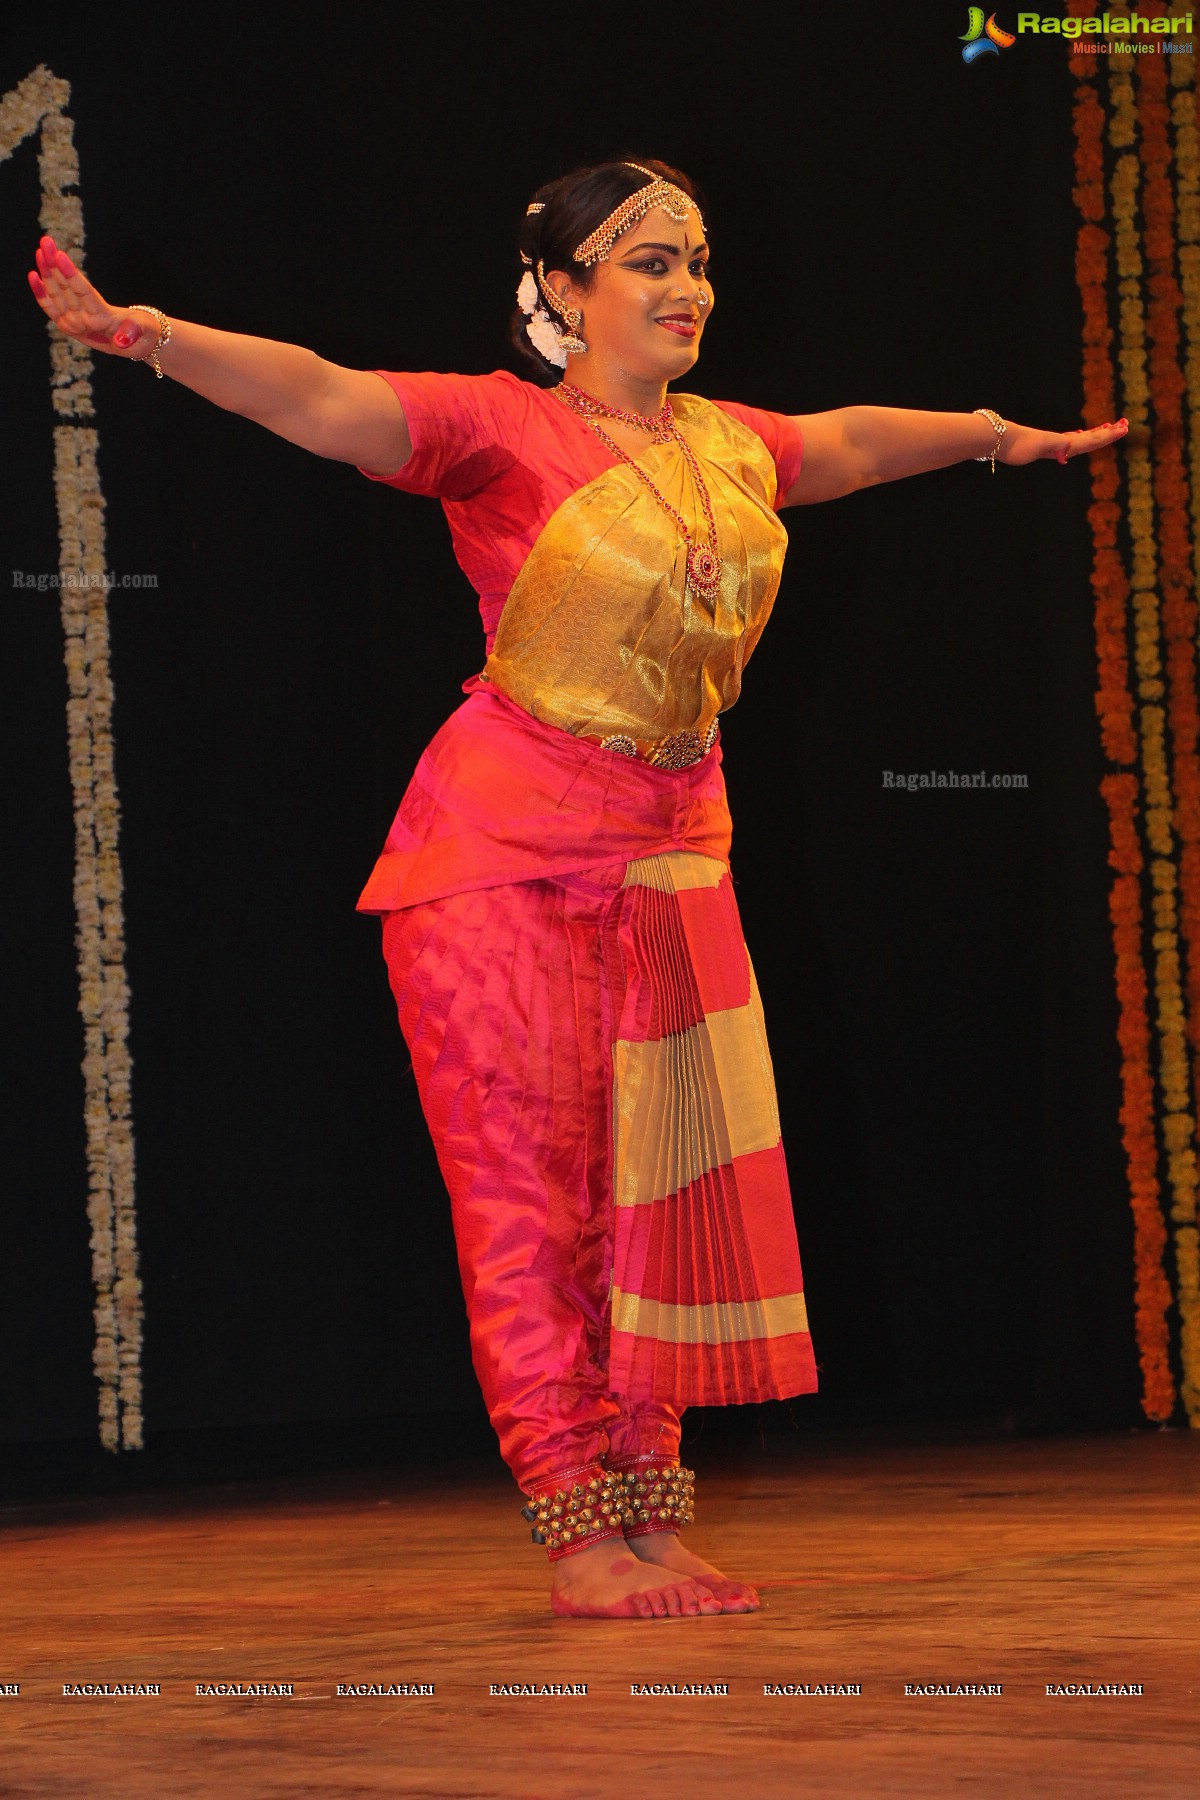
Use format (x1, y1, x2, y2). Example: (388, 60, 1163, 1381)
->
(382, 864, 681, 1494)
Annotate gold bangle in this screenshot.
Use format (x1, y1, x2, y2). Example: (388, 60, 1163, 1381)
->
(972, 407, 1006, 474)
(127, 305, 172, 379)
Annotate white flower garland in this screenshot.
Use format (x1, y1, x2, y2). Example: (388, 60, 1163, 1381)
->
(515, 269, 567, 369)
(0, 66, 144, 1452)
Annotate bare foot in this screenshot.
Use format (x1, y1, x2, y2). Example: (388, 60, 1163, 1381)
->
(624, 1531, 760, 1613)
(550, 1538, 725, 1618)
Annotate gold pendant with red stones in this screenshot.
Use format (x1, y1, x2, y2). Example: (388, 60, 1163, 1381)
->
(686, 543, 722, 600)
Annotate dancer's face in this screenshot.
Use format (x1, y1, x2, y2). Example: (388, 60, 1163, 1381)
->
(550, 205, 713, 382)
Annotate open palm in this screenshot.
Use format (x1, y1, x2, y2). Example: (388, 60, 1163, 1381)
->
(28, 233, 150, 358)
(1002, 418, 1129, 466)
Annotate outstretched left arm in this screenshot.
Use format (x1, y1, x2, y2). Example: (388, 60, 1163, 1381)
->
(780, 407, 1129, 506)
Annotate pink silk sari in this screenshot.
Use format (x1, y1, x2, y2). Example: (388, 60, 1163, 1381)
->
(361, 372, 819, 1476)
(357, 676, 733, 913)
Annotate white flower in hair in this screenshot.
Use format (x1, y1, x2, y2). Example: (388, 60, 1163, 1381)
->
(516, 270, 539, 315)
(526, 308, 568, 368)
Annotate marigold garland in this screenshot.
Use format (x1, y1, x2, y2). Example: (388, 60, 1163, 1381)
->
(0, 67, 144, 1451)
(1069, 0, 1200, 1427)
(1102, 775, 1174, 1411)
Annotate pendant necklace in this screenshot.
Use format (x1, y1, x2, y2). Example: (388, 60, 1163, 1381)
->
(554, 381, 723, 601)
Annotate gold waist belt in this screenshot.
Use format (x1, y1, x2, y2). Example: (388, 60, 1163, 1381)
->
(584, 719, 720, 771)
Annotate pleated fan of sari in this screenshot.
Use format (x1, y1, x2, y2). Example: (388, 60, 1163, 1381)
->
(602, 851, 815, 1404)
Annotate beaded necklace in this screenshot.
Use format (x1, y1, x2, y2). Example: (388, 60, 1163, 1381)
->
(555, 380, 674, 443)
(554, 382, 723, 601)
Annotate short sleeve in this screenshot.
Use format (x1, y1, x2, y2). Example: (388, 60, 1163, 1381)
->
(711, 400, 804, 508)
(356, 369, 530, 500)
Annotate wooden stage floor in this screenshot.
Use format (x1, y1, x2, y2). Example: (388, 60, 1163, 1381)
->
(0, 1428, 1196, 1798)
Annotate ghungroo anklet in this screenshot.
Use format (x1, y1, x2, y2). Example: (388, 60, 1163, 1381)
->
(609, 1460, 696, 1539)
(520, 1468, 629, 1561)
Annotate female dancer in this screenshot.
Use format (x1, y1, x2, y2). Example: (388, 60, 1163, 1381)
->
(28, 158, 1126, 1621)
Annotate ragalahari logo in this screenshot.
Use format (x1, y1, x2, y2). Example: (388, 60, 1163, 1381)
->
(960, 8, 1017, 60)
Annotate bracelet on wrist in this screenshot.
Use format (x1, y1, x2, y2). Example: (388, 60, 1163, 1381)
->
(126, 305, 172, 379)
(972, 407, 1006, 474)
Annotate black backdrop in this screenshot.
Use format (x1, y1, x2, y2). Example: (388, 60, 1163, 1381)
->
(0, 3, 1141, 1478)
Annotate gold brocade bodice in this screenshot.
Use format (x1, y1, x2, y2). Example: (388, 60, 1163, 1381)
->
(481, 395, 790, 745)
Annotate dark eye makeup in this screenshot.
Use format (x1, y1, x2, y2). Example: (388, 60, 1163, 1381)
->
(626, 256, 711, 277)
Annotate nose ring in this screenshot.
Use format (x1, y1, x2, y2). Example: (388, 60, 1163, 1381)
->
(697, 289, 710, 307)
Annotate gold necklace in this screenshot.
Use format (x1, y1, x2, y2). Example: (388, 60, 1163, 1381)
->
(556, 380, 674, 443)
(554, 383, 723, 601)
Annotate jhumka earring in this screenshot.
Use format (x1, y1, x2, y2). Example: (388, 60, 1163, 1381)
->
(535, 259, 588, 356)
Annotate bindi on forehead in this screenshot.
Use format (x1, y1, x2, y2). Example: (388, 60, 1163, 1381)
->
(642, 205, 701, 245)
(618, 221, 708, 262)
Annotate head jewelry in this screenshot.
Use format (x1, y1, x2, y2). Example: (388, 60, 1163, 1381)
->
(572, 163, 703, 266)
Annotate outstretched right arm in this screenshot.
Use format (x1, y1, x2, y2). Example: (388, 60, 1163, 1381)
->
(28, 235, 411, 477)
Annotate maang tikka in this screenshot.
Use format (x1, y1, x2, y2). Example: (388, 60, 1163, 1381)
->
(572, 163, 703, 266)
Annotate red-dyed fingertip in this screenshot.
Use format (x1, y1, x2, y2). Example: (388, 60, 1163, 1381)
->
(27, 269, 46, 297)
(112, 324, 142, 348)
(55, 249, 77, 277)
(1056, 449, 1069, 464)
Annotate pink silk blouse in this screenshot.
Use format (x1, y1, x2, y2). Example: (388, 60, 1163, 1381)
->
(357, 368, 803, 652)
(354, 370, 803, 914)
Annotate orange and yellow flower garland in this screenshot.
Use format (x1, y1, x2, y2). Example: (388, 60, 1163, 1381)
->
(1069, 0, 1200, 1426)
(1139, 46, 1200, 1422)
